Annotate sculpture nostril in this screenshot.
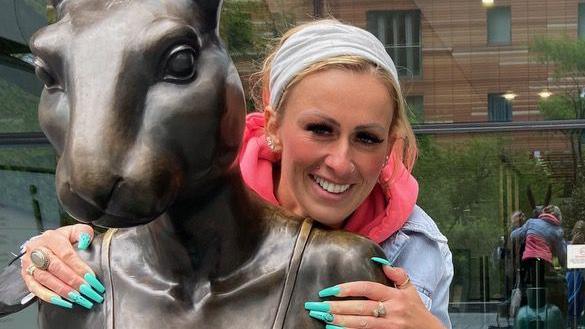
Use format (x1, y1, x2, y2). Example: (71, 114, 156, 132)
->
(68, 176, 124, 211)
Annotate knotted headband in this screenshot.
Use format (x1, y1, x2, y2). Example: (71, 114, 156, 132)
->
(269, 20, 400, 108)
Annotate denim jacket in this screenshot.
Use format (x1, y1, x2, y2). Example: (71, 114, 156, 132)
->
(381, 206, 453, 329)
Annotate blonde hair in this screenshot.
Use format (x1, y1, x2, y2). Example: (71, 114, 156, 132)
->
(250, 21, 417, 172)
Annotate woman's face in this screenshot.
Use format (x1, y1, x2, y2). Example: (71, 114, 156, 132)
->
(267, 68, 394, 227)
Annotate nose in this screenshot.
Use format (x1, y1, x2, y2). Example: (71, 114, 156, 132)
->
(323, 141, 355, 177)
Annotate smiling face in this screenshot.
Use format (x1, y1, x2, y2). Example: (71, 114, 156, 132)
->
(266, 68, 394, 227)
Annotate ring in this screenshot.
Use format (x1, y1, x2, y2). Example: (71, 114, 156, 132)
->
(26, 264, 37, 276)
(372, 301, 386, 317)
(30, 249, 50, 270)
(395, 276, 410, 289)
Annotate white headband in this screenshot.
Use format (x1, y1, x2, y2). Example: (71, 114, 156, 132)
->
(269, 20, 400, 108)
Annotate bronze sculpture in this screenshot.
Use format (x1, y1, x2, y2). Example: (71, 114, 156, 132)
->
(0, 0, 389, 328)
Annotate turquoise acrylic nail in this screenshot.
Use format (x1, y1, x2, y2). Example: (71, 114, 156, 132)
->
(318, 285, 340, 298)
(326, 325, 345, 329)
(50, 296, 73, 309)
(79, 283, 103, 303)
(77, 233, 91, 250)
(309, 310, 334, 323)
(304, 301, 330, 312)
(68, 291, 94, 309)
(371, 257, 392, 266)
(84, 273, 105, 293)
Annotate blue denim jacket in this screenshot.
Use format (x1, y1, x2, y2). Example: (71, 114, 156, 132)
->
(380, 206, 453, 328)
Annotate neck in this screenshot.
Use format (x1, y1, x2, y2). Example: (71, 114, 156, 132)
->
(155, 172, 266, 278)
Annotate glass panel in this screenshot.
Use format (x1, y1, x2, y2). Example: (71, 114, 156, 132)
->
(579, 3, 585, 40)
(406, 95, 424, 123)
(487, 7, 511, 45)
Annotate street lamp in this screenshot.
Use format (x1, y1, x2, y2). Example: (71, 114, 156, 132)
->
(502, 92, 517, 101)
(482, 0, 494, 7)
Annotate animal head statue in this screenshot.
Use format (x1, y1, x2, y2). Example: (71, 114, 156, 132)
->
(527, 184, 552, 218)
(31, 0, 246, 228)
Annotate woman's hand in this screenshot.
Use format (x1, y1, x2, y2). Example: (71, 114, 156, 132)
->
(19, 224, 104, 309)
(304, 263, 445, 329)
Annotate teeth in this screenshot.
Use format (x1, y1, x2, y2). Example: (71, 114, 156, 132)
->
(314, 176, 350, 194)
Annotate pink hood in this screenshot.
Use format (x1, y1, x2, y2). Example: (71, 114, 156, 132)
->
(238, 113, 419, 244)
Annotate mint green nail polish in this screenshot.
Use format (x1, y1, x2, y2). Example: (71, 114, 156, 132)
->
(304, 301, 330, 312)
(50, 296, 73, 309)
(318, 286, 340, 297)
(326, 325, 345, 329)
(79, 284, 103, 303)
(371, 257, 392, 266)
(68, 291, 94, 309)
(309, 310, 334, 323)
(78, 233, 91, 250)
(84, 273, 105, 293)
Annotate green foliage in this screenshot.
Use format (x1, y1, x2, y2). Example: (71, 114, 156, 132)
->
(538, 94, 584, 120)
(531, 36, 585, 77)
(220, 1, 262, 57)
(0, 77, 41, 132)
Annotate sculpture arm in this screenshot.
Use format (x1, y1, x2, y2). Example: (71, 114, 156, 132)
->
(0, 261, 33, 317)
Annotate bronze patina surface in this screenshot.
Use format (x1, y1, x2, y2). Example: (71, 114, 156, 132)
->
(0, 1, 388, 328)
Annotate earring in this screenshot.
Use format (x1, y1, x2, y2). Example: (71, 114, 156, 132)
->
(266, 136, 275, 151)
(383, 155, 389, 166)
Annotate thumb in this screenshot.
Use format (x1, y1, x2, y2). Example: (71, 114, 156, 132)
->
(56, 224, 95, 250)
(382, 266, 411, 288)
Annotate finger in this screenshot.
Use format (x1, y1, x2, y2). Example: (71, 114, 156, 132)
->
(319, 282, 393, 301)
(37, 247, 104, 304)
(56, 224, 95, 250)
(382, 266, 412, 289)
(306, 300, 381, 317)
(21, 270, 73, 309)
(25, 229, 105, 293)
(30, 265, 94, 309)
(320, 312, 386, 329)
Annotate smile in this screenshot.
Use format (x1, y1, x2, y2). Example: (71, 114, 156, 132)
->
(312, 175, 351, 194)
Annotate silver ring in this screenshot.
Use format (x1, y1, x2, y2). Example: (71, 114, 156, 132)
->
(372, 301, 386, 317)
(30, 249, 50, 270)
(26, 264, 37, 276)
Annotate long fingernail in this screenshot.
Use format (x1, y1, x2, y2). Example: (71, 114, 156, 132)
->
(318, 286, 340, 297)
(304, 301, 331, 312)
(84, 273, 105, 293)
(371, 257, 392, 266)
(309, 310, 334, 323)
(50, 295, 73, 309)
(78, 233, 91, 250)
(68, 291, 94, 309)
(79, 284, 103, 303)
(21, 292, 35, 305)
(326, 325, 345, 329)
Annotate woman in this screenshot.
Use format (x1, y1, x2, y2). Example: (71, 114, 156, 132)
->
(17, 20, 452, 329)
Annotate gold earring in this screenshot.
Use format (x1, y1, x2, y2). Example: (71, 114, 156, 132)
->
(266, 136, 275, 151)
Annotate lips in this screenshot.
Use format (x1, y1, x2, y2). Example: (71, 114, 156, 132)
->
(311, 175, 351, 194)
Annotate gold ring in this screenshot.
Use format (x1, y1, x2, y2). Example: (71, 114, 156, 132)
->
(395, 276, 410, 289)
(30, 249, 50, 270)
(372, 301, 386, 317)
(26, 264, 37, 276)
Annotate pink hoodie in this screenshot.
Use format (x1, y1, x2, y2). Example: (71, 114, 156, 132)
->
(238, 113, 419, 244)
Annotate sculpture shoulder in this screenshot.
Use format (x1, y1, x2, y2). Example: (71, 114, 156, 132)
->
(302, 225, 388, 283)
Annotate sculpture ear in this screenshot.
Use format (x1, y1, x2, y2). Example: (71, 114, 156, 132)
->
(527, 185, 536, 211)
(544, 184, 552, 206)
(193, 0, 223, 32)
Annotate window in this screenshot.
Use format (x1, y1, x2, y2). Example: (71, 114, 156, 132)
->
(406, 95, 424, 123)
(488, 93, 512, 122)
(367, 10, 421, 78)
(487, 6, 511, 45)
(577, 3, 585, 39)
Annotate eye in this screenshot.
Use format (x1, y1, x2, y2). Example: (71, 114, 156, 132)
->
(356, 132, 384, 145)
(33, 57, 60, 90)
(163, 45, 198, 83)
(306, 123, 333, 136)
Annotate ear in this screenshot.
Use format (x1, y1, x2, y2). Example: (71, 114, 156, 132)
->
(193, 0, 223, 33)
(264, 106, 281, 151)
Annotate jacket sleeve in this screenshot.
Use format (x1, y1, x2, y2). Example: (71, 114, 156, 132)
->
(0, 261, 34, 318)
(510, 223, 528, 242)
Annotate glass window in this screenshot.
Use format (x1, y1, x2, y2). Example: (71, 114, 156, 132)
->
(488, 93, 512, 122)
(577, 3, 585, 39)
(406, 95, 424, 123)
(487, 6, 511, 45)
(366, 10, 421, 78)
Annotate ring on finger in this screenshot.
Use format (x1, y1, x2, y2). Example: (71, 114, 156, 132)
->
(395, 276, 410, 289)
(372, 301, 386, 318)
(26, 264, 37, 276)
(30, 249, 51, 270)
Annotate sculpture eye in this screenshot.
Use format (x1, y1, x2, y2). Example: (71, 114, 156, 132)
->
(33, 57, 60, 90)
(163, 45, 198, 83)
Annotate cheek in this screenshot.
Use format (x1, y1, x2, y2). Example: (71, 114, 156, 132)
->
(356, 153, 386, 181)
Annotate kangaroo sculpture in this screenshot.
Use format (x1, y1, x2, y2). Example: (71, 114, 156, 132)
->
(0, 1, 389, 328)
